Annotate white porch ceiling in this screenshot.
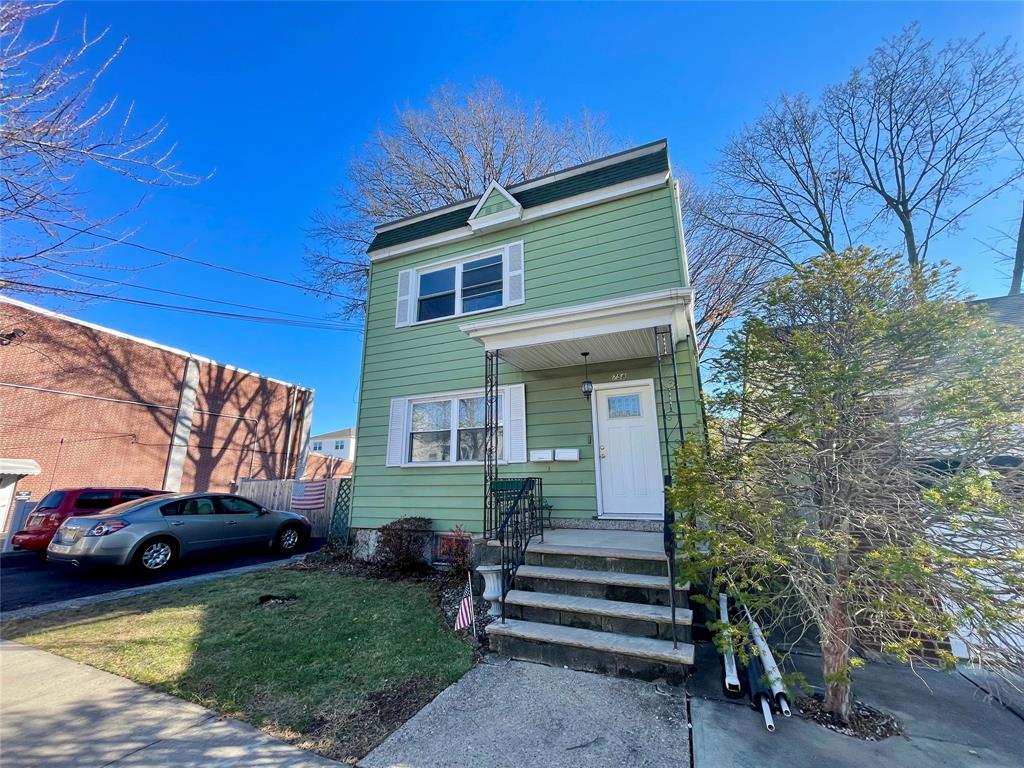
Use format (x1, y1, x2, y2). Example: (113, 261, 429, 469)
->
(498, 329, 657, 370)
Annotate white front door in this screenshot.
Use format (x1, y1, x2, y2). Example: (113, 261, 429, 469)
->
(594, 382, 663, 518)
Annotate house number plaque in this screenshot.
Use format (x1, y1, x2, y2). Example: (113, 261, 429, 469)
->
(610, 372, 627, 381)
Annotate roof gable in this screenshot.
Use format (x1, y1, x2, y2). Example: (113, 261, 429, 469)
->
(467, 180, 522, 232)
(368, 141, 670, 253)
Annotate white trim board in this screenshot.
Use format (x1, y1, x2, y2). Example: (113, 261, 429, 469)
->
(460, 288, 694, 354)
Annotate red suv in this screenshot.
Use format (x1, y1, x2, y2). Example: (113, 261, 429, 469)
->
(11, 487, 165, 553)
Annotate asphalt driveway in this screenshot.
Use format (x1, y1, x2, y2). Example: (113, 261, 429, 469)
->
(0, 539, 322, 613)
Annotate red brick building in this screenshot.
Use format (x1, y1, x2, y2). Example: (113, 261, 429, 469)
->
(0, 297, 314, 501)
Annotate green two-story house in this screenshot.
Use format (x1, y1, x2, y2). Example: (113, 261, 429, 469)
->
(352, 138, 701, 538)
(351, 140, 701, 676)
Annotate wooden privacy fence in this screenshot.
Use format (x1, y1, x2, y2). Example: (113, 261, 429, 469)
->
(237, 477, 350, 538)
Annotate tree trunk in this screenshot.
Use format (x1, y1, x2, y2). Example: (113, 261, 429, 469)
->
(821, 594, 854, 723)
(1010, 200, 1023, 297)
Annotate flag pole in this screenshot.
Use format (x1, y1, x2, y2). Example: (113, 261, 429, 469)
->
(468, 569, 478, 639)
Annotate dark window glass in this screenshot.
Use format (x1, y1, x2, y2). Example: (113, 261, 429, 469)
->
(418, 268, 455, 297)
(74, 491, 116, 510)
(417, 267, 457, 321)
(160, 501, 181, 516)
(36, 491, 66, 510)
(462, 255, 503, 313)
(120, 491, 154, 502)
(417, 293, 456, 322)
(218, 497, 262, 515)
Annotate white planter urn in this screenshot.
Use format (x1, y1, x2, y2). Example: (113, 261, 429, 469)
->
(476, 564, 508, 618)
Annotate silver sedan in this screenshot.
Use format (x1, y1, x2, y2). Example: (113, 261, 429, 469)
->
(46, 492, 312, 572)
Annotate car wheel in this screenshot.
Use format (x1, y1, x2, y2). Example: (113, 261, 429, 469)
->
(274, 524, 303, 554)
(134, 539, 176, 572)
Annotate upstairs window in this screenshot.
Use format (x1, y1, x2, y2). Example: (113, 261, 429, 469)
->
(396, 242, 524, 327)
(311, 440, 322, 451)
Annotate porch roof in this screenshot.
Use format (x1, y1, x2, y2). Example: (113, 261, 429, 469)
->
(459, 288, 694, 371)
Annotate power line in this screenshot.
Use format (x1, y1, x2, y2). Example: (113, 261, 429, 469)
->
(2, 208, 357, 301)
(2, 280, 363, 331)
(40, 265, 346, 324)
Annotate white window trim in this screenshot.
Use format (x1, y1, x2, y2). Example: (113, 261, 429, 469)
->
(411, 241, 523, 326)
(400, 386, 512, 467)
(311, 441, 322, 451)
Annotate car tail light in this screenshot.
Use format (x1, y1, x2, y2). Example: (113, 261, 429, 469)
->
(85, 519, 129, 537)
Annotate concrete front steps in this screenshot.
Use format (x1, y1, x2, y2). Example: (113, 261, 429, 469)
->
(486, 529, 694, 683)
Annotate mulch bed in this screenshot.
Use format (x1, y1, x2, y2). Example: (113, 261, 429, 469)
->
(304, 676, 446, 764)
(798, 694, 904, 740)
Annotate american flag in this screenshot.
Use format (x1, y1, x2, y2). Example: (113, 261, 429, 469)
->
(291, 480, 327, 510)
(455, 572, 476, 634)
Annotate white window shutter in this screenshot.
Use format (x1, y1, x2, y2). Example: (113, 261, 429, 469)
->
(505, 242, 525, 306)
(395, 269, 415, 327)
(507, 384, 527, 463)
(385, 398, 407, 466)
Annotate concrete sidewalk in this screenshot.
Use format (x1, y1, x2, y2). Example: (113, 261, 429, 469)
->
(0, 641, 339, 768)
(688, 643, 1024, 768)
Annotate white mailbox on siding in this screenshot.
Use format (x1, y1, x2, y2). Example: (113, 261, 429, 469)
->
(529, 449, 554, 462)
(554, 448, 580, 462)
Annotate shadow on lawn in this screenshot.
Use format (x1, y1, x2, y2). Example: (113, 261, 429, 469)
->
(2, 567, 475, 763)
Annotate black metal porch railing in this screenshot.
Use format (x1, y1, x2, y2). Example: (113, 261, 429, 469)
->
(655, 325, 687, 649)
(492, 477, 544, 623)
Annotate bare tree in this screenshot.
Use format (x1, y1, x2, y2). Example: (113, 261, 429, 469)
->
(0, 3, 205, 292)
(825, 25, 1024, 271)
(718, 93, 856, 265)
(719, 25, 1024, 272)
(678, 178, 786, 355)
(306, 80, 616, 317)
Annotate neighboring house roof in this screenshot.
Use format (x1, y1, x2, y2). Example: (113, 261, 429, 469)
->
(971, 295, 1024, 329)
(310, 427, 356, 440)
(367, 140, 670, 253)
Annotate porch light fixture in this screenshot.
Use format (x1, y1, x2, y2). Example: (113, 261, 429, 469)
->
(580, 352, 593, 401)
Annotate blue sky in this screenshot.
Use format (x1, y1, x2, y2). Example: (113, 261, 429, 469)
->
(10, 1, 1023, 431)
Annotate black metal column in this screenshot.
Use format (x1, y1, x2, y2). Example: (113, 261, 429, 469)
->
(483, 349, 499, 537)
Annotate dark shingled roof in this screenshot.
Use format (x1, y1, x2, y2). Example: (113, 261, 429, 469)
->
(971, 294, 1024, 329)
(368, 143, 669, 253)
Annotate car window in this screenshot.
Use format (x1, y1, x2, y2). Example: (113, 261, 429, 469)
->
(36, 491, 66, 511)
(74, 491, 116, 510)
(120, 491, 154, 502)
(160, 497, 216, 516)
(184, 498, 217, 516)
(217, 497, 262, 515)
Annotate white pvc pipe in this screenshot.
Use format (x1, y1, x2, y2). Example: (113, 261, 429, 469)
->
(745, 608, 791, 716)
(759, 696, 776, 731)
(719, 593, 742, 693)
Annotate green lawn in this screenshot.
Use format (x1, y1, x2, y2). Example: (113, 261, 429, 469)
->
(1, 570, 474, 761)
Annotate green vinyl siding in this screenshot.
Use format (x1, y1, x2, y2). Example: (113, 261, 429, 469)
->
(352, 183, 698, 533)
(474, 188, 516, 218)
